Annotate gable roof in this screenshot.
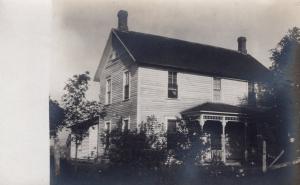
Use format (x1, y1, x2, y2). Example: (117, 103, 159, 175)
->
(112, 29, 270, 82)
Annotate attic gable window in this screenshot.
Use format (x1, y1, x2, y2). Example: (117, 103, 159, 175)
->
(123, 71, 130, 100)
(109, 50, 117, 60)
(168, 71, 178, 99)
(213, 78, 221, 102)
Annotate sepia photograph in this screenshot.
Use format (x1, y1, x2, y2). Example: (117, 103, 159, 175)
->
(49, 1, 300, 185)
(2, 0, 299, 185)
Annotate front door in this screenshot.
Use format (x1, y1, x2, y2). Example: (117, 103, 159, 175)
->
(203, 121, 223, 162)
(225, 122, 245, 163)
(167, 119, 177, 149)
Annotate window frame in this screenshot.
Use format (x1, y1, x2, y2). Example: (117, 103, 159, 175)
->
(104, 121, 111, 149)
(105, 78, 112, 105)
(166, 118, 177, 149)
(213, 77, 222, 102)
(109, 49, 117, 61)
(122, 117, 130, 132)
(123, 71, 130, 101)
(104, 121, 111, 132)
(168, 71, 178, 99)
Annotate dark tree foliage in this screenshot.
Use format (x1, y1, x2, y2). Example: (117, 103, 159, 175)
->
(49, 97, 65, 137)
(62, 71, 104, 126)
(259, 27, 300, 154)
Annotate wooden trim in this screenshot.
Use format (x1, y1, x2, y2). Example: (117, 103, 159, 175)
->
(136, 68, 141, 131)
(183, 110, 246, 116)
(94, 31, 112, 82)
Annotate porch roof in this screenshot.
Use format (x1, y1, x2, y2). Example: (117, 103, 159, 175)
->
(181, 102, 258, 115)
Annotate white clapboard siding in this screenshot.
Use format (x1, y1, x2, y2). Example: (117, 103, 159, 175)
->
(77, 134, 89, 159)
(221, 78, 248, 105)
(70, 125, 99, 160)
(138, 66, 213, 124)
(99, 54, 138, 129)
(88, 125, 98, 159)
(70, 135, 76, 159)
(138, 66, 249, 125)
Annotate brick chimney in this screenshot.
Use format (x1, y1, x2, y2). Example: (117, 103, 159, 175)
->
(237, 36, 247, 54)
(117, 10, 128, 31)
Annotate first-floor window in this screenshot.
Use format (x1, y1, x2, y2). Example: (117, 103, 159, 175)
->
(104, 121, 111, 149)
(105, 121, 111, 132)
(122, 118, 130, 132)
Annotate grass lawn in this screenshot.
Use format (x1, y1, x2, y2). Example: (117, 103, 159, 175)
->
(50, 158, 300, 185)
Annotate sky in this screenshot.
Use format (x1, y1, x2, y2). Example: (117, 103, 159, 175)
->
(51, 0, 300, 102)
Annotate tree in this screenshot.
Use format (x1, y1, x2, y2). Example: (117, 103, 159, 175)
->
(62, 71, 105, 160)
(49, 97, 65, 137)
(259, 27, 300, 157)
(49, 97, 65, 176)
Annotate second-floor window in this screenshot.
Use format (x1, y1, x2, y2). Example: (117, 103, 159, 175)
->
(213, 78, 221, 102)
(106, 78, 112, 104)
(123, 71, 130, 100)
(168, 71, 178, 98)
(248, 82, 256, 105)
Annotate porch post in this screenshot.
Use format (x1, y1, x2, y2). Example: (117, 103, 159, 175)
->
(198, 114, 204, 131)
(221, 117, 226, 163)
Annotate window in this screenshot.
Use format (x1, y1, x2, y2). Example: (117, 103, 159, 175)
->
(104, 121, 111, 132)
(104, 121, 111, 149)
(213, 78, 221, 102)
(109, 50, 117, 60)
(168, 71, 178, 98)
(248, 82, 256, 105)
(106, 78, 112, 104)
(122, 118, 130, 132)
(123, 71, 130, 100)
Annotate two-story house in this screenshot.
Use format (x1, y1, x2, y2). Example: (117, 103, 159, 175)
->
(69, 10, 270, 165)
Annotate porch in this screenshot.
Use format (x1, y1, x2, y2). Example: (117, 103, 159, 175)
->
(181, 102, 257, 166)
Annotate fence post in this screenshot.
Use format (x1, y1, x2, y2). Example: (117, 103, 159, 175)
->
(262, 140, 267, 173)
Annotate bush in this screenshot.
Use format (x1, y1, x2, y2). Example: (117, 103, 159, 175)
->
(102, 116, 167, 169)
